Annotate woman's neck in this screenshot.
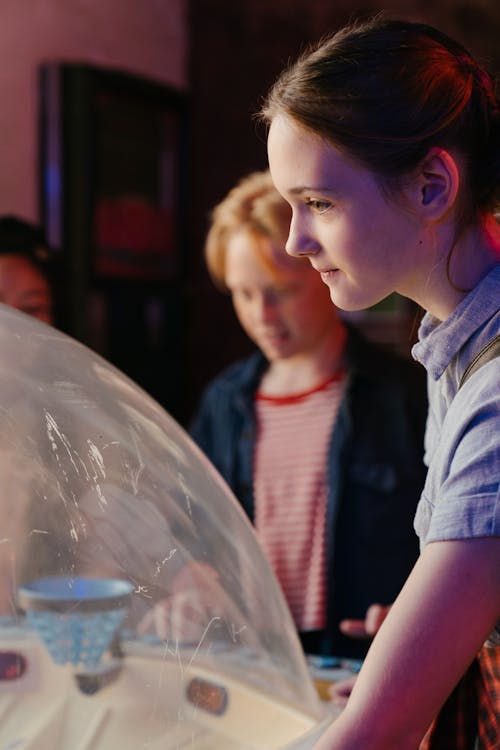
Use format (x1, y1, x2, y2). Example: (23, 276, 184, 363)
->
(411, 215, 500, 322)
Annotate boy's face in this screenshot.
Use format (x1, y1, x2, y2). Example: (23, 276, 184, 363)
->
(0, 254, 53, 324)
(224, 229, 341, 362)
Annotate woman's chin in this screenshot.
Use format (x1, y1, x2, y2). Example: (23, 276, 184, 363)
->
(327, 285, 383, 314)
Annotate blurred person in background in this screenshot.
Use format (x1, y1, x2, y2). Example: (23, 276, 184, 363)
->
(0, 215, 58, 325)
(263, 15, 500, 746)
(0, 216, 61, 616)
(189, 170, 428, 659)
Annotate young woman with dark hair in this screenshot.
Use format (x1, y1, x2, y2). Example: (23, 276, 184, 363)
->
(262, 16, 500, 750)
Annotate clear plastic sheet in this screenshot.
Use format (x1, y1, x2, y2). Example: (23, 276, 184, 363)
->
(0, 304, 329, 749)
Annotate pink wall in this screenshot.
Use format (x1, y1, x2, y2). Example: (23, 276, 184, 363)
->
(0, 0, 188, 220)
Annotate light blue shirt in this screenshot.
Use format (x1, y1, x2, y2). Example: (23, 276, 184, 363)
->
(412, 264, 500, 643)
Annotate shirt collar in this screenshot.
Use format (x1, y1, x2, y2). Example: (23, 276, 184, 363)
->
(412, 265, 500, 381)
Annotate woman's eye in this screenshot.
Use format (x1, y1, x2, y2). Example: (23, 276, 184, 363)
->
(305, 198, 331, 214)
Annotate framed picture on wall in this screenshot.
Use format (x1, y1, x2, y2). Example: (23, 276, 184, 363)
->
(40, 63, 187, 285)
(92, 84, 183, 282)
(39, 63, 189, 419)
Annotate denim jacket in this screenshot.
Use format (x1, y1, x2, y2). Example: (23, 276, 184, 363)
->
(190, 328, 427, 657)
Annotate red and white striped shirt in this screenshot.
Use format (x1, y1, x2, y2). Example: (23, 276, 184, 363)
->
(253, 371, 346, 631)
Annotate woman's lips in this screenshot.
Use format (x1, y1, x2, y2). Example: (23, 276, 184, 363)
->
(320, 269, 338, 283)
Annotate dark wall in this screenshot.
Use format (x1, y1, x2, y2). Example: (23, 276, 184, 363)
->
(184, 1, 314, 422)
(183, 0, 500, 423)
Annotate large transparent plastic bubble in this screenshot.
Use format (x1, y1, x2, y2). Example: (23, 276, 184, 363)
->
(0, 304, 332, 749)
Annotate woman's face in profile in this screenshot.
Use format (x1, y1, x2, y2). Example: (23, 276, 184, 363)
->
(0, 254, 53, 324)
(267, 114, 423, 313)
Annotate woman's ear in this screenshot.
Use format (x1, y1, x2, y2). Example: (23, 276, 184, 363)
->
(415, 147, 460, 220)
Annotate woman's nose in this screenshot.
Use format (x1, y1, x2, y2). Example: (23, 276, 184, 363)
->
(285, 215, 318, 258)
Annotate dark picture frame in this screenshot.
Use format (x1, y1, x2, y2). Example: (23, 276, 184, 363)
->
(40, 63, 187, 281)
(39, 63, 189, 419)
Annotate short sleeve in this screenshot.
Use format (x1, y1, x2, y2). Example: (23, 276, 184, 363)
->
(415, 360, 500, 546)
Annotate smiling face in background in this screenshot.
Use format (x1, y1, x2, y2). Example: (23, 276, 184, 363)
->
(0, 254, 53, 324)
(267, 115, 425, 313)
(224, 228, 340, 362)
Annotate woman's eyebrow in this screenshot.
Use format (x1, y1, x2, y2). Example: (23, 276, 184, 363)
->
(288, 185, 338, 196)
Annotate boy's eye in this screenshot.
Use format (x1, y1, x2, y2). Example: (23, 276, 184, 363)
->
(305, 198, 331, 214)
(232, 289, 253, 301)
(274, 286, 294, 299)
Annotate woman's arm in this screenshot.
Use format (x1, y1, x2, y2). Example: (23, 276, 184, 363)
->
(314, 536, 500, 750)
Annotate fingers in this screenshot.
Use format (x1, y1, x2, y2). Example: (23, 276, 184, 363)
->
(136, 607, 154, 636)
(339, 618, 370, 638)
(170, 591, 210, 642)
(328, 675, 357, 708)
(138, 587, 245, 645)
(137, 598, 172, 640)
(137, 562, 253, 646)
(340, 603, 392, 639)
(365, 603, 391, 635)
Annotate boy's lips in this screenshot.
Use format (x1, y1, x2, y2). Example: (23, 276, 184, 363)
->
(259, 329, 289, 347)
(261, 329, 287, 341)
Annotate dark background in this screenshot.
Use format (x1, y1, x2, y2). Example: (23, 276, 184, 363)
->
(43, 0, 500, 426)
(183, 0, 500, 423)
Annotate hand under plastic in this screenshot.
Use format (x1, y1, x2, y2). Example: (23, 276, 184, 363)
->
(329, 604, 391, 708)
(138, 561, 246, 644)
